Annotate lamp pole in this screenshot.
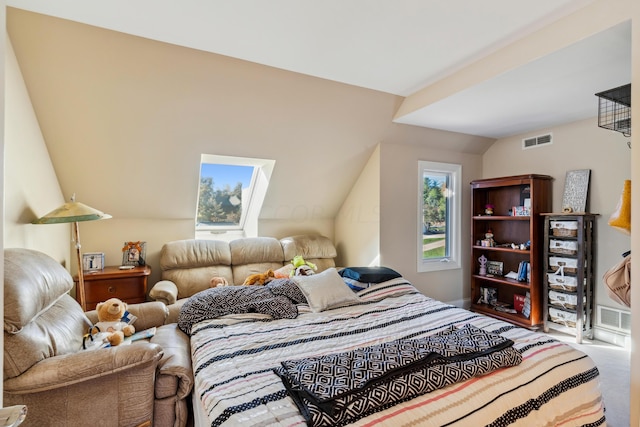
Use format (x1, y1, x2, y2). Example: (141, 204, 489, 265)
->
(73, 221, 87, 311)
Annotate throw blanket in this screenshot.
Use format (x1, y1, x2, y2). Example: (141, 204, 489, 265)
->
(274, 324, 522, 427)
(178, 279, 306, 335)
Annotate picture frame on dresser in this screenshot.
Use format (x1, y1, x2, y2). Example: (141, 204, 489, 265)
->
(121, 241, 147, 266)
(82, 252, 104, 271)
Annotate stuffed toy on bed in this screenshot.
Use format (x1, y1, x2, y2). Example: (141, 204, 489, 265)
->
(274, 255, 318, 278)
(210, 276, 229, 287)
(243, 269, 275, 286)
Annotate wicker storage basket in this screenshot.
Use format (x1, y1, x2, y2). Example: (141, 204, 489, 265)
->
(549, 257, 578, 274)
(548, 307, 577, 328)
(550, 221, 578, 237)
(549, 239, 578, 255)
(547, 272, 578, 292)
(548, 290, 584, 310)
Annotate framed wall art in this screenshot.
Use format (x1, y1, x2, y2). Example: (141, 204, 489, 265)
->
(561, 169, 590, 213)
(121, 241, 146, 266)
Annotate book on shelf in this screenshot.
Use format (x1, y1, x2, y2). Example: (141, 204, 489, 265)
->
(522, 292, 531, 319)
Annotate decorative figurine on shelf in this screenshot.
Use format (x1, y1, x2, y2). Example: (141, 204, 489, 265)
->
(485, 228, 495, 247)
(485, 204, 495, 215)
(478, 254, 487, 276)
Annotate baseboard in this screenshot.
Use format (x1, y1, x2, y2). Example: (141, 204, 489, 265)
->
(593, 326, 631, 349)
(446, 297, 471, 309)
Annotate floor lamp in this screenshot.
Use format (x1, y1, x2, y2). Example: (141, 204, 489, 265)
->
(32, 194, 111, 311)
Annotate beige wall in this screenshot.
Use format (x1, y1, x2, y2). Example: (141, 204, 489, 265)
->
(4, 36, 69, 266)
(484, 118, 632, 340)
(335, 144, 380, 267)
(379, 141, 483, 304)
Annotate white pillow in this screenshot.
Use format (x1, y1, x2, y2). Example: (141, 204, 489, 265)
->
(294, 267, 361, 312)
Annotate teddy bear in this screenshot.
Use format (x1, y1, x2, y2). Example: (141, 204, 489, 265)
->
(210, 276, 230, 287)
(242, 269, 275, 285)
(91, 298, 135, 346)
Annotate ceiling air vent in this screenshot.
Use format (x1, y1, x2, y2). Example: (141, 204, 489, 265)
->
(522, 133, 552, 150)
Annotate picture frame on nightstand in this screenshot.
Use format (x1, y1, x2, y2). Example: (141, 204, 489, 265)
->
(122, 241, 147, 266)
(83, 252, 104, 271)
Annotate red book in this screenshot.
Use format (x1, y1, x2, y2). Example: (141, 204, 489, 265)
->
(513, 294, 526, 313)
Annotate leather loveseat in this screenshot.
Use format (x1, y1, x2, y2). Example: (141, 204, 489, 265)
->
(148, 235, 337, 322)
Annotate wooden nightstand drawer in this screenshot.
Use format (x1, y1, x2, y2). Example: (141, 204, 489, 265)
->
(85, 278, 146, 304)
(76, 266, 151, 311)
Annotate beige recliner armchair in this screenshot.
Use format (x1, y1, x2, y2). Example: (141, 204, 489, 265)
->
(3, 248, 193, 427)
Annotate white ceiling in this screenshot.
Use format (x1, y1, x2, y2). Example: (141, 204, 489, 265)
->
(8, 0, 632, 139)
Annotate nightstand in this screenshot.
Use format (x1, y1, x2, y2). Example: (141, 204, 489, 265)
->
(75, 265, 151, 311)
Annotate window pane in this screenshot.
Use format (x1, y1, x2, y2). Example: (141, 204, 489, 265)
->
(417, 160, 460, 273)
(197, 163, 254, 227)
(422, 171, 449, 260)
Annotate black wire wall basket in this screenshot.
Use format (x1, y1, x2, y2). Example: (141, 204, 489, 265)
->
(595, 83, 631, 137)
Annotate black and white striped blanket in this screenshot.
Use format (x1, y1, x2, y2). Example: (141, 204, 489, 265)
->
(189, 278, 606, 426)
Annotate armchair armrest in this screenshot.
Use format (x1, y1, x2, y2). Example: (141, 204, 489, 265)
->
(149, 280, 178, 305)
(152, 324, 193, 399)
(4, 343, 163, 394)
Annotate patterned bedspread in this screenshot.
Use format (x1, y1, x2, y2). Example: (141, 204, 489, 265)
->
(189, 278, 606, 426)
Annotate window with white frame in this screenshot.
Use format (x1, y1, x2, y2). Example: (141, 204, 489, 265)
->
(417, 160, 461, 272)
(196, 154, 275, 238)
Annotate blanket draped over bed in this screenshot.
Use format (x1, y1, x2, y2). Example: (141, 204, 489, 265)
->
(178, 279, 306, 335)
(274, 324, 522, 427)
(188, 278, 606, 426)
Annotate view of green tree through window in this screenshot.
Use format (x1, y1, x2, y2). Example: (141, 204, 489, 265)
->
(197, 163, 254, 227)
(418, 161, 461, 272)
(422, 172, 448, 259)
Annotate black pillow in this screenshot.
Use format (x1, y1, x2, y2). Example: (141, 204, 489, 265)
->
(339, 266, 402, 283)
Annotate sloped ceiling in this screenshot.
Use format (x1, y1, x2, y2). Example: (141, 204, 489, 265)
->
(5, 1, 632, 224)
(7, 0, 631, 139)
(7, 8, 493, 224)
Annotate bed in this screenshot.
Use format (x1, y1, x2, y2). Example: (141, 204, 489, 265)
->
(178, 269, 606, 427)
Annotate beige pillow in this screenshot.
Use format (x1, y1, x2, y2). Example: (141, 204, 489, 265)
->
(294, 267, 360, 312)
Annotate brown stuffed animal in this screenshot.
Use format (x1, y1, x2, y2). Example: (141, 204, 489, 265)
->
(210, 277, 230, 287)
(92, 298, 135, 346)
(243, 269, 275, 286)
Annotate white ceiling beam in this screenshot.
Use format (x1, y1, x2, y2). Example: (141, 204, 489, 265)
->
(394, 0, 632, 122)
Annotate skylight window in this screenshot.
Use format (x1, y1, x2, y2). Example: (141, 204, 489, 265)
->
(196, 154, 275, 239)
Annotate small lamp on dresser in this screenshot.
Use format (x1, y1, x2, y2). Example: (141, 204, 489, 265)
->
(32, 194, 111, 311)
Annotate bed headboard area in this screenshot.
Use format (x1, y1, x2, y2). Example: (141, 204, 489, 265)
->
(158, 235, 337, 300)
